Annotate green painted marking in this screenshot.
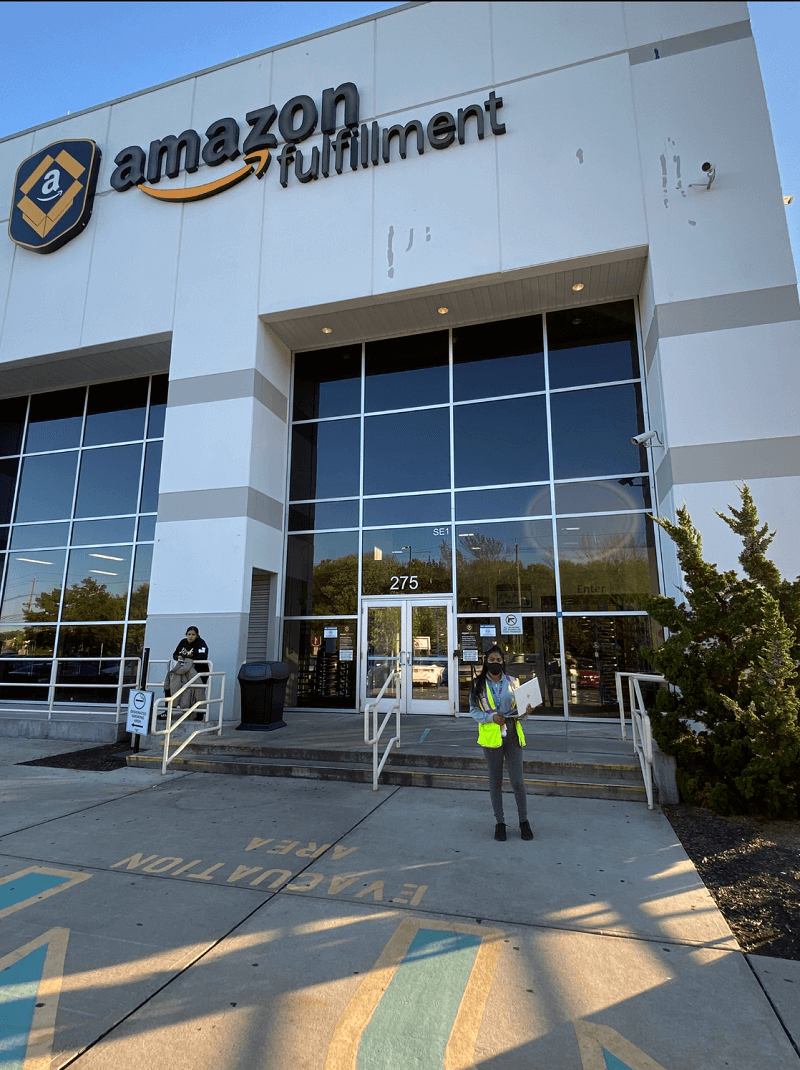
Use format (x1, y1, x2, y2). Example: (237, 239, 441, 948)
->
(604, 1050, 634, 1070)
(0, 943, 48, 1069)
(0, 873, 70, 913)
(357, 928, 481, 1070)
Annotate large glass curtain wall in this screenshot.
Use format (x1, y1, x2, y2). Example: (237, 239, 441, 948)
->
(0, 375, 166, 704)
(284, 301, 659, 713)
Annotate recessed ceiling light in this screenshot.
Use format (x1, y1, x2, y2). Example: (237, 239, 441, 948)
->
(572, 318, 582, 325)
(16, 557, 52, 565)
(572, 282, 585, 291)
(90, 569, 118, 576)
(321, 327, 333, 334)
(565, 526, 581, 531)
(437, 307, 449, 315)
(89, 553, 125, 561)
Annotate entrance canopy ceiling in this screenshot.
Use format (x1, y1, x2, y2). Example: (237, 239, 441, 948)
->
(264, 248, 648, 353)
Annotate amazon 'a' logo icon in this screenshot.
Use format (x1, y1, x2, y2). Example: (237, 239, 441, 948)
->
(9, 139, 101, 254)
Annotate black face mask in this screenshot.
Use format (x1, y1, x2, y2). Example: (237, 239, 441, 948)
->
(487, 662, 503, 676)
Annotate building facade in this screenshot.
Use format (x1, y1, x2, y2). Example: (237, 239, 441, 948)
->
(0, 1, 797, 730)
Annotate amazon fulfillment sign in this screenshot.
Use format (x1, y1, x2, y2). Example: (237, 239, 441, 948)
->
(8, 82, 506, 251)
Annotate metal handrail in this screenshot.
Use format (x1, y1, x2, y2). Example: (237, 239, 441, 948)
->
(363, 667, 402, 792)
(0, 656, 142, 721)
(146, 659, 226, 774)
(614, 670, 666, 811)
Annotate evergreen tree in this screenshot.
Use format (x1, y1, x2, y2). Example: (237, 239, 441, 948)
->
(644, 485, 800, 817)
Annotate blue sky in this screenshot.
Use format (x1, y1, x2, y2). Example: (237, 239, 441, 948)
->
(1, 1, 797, 270)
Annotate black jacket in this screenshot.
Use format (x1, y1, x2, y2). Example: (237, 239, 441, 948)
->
(172, 636, 209, 675)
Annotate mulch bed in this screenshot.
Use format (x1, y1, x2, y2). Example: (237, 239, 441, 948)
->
(16, 747, 800, 960)
(18, 742, 133, 772)
(664, 804, 800, 961)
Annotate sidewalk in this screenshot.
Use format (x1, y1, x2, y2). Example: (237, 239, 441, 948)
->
(1, 735, 798, 1069)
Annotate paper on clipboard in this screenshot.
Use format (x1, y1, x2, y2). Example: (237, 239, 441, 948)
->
(512, 676, 543, 713)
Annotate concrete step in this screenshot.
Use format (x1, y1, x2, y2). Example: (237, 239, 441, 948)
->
(126, 750, 647, 802)
(177, 740, 643, 782)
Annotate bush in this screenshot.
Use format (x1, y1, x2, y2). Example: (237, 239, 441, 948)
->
(644, 486, 800, 817)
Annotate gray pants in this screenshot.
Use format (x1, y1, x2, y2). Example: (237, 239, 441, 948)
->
(482, 731, 528, 824)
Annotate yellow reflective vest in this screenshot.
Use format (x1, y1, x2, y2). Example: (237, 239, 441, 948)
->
(476, 678, 526, 749)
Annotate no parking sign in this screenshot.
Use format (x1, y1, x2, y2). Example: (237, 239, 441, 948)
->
(126, 690, 154, 736)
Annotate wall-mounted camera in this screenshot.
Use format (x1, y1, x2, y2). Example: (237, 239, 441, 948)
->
(631, 430, 663, 447)
(690, 162, 716, 190)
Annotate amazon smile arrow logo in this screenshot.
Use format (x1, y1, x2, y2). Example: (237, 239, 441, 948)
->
(137, 148, 270, 203)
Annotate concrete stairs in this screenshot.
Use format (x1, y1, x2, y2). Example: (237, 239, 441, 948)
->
(127, 732, 647, 803)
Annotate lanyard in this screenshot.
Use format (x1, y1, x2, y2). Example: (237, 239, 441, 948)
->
(484, 676, 503, 710)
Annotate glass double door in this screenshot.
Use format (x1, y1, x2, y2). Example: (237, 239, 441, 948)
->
(361, 598, 454, 715)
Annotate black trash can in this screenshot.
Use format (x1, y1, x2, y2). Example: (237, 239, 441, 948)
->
(236, 661, 290, 731)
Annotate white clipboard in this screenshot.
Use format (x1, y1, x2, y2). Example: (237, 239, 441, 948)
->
(511, 676, 543, 713)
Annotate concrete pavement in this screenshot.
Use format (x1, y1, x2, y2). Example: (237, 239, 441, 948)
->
(0, 737, 797, 1069)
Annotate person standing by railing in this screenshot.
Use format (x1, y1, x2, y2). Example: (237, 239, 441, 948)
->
(469, 645, 534, 842)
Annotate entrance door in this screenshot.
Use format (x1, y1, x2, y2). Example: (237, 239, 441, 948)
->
(361, 598, 454, 714)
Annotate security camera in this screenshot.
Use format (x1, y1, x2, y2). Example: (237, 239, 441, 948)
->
(631, 430, 662, 446)
(690, 162, 716, 190)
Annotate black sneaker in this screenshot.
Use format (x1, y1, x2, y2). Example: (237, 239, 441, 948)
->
(520, 820, 534, 841)
(494, 823, 507, 841)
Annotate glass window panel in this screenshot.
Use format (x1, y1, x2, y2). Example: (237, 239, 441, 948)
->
(63, 546, 131, 622)
(550, 384, 645, 479)
(456, 520, 556, 612)
(147, 375, 169, 438)
(361, 526, 453, 596)
(140, 441, 163, 513)
(137, 515, 156, 541)
(555, 478, 651, 515)
(363, 493, 449, 527)
(25, 387, 85, 452)
(56, 624, 125, 703)
(285, 531, 359, 616)
(453, 315, 544, 402)
(84, 378, 148, 446)
(74, 444, 142, 518)
(0, 529, 7, 552)
(130, 544, 152, 619)
(561, 615, 658, 717)
(0, 398, 27, 456)
(410, 604, 449, 702)
(365, 605, 401, 701)
(1, 549, 66, 623)
(288, 500, 359, 531)
(283, 618, 357, 709)
(10, 522, 69, 550)
(454, 396, 548, 488)
(125, 624, 146, 661)
(0, 458, 19, 524)
(456, 615, 562, 715)
(547, 301, 638, 389)
(365, 331, 448, 412)
(0, 623, 55, 699)
(363, 409, 449, 495)
(57, 624, 124, 657)
(293, 345, 361, 421)
(456, 485, 551, 522)
(557, 513, 658, 610)
(15, 452, 77, 523)
(0, 625, 55, 656)
(290, 419, 360, 501)
(71, 517, 136, 545)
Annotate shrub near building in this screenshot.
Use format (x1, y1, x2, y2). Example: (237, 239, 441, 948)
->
(644, 486, 800, 818)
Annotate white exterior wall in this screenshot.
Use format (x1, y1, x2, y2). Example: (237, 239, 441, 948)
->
(0, 1, 797, 715)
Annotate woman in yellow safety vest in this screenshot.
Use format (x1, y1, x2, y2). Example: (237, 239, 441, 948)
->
(469, 645, 534, 842)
